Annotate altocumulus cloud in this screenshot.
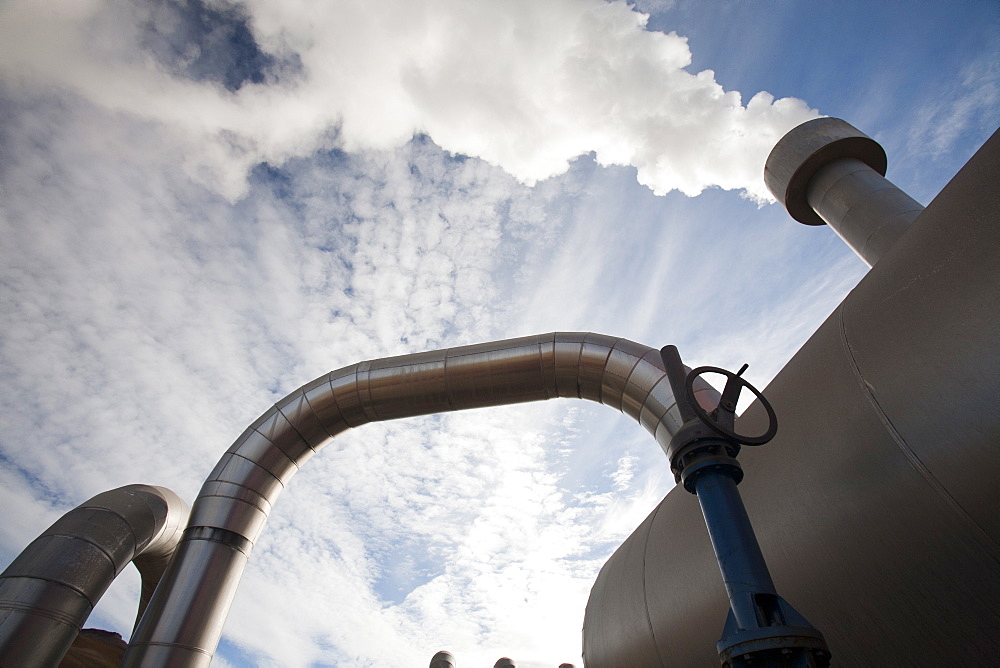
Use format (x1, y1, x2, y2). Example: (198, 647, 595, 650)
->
(0, 0, 817, 201)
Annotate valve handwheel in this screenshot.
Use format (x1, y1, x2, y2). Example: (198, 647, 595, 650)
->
(684, 365, 778, 446)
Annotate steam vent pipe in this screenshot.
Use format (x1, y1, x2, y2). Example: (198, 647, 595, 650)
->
(124, 332, 720, 667)
(764, 117, 924, 266)
(0, 485, 188, 666)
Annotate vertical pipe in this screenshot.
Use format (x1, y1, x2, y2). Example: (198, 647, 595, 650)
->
(694, 470, 776, 630)
(123, 528, 251, 667)
(806, 158, 924, 265)
(764, 117, 925, 266)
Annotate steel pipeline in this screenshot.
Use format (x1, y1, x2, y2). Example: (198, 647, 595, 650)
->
(124, 332, 720, 666)
(0, 484, 188, 666)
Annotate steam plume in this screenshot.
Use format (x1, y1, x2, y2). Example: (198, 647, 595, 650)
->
(0, 0, 818, 201)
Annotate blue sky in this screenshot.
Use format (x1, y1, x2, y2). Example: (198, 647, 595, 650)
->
(0, 1, 996, 666)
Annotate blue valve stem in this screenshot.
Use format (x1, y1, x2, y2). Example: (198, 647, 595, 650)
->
(694, 468, 777, 631)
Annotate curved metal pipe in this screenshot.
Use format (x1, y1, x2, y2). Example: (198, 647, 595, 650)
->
(0, 484, 188, 667)
(125, 332, 720, 666)
(430, 650, 457, 667)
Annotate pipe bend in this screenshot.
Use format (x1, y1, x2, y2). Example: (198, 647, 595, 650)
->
(196, 332, 715, 523)
(0, 484, 189, 667)
(127, 332, 720, 666)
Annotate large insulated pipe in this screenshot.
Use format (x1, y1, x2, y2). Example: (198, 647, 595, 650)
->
(124, 332, 720, 666)
(764, 117, 924, 266)
(0, 484, 188, 666)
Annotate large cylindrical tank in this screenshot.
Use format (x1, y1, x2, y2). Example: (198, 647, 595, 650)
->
(582, 124, 1000, 664)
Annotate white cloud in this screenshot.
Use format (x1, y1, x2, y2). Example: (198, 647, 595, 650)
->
(0, 0, 817, 201)
(901, 53, 999, 181)
(610, 454, 639, 490)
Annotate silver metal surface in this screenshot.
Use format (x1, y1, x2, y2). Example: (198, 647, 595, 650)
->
(0, 484, 188, 666)
(124, 537, 249, 667)
(430, 650, 458, 668)
(125, 332, 716, 666)
(764, 117, 923, 265)
(764, 117, 887, 226)
(429, 650, 457, 667)
(806, 157, 923, 265)
(583, 126, 1000, 664)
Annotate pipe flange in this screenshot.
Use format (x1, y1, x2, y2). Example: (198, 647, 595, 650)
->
(764, 117, 887, 226)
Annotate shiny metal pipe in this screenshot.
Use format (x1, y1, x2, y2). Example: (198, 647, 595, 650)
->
(125, 332, 720, 666)
(0, 484, 188, 666)
(764, 117, 924, 266)
(805, 157, 923, 265)
(430, 650, 457, 667)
